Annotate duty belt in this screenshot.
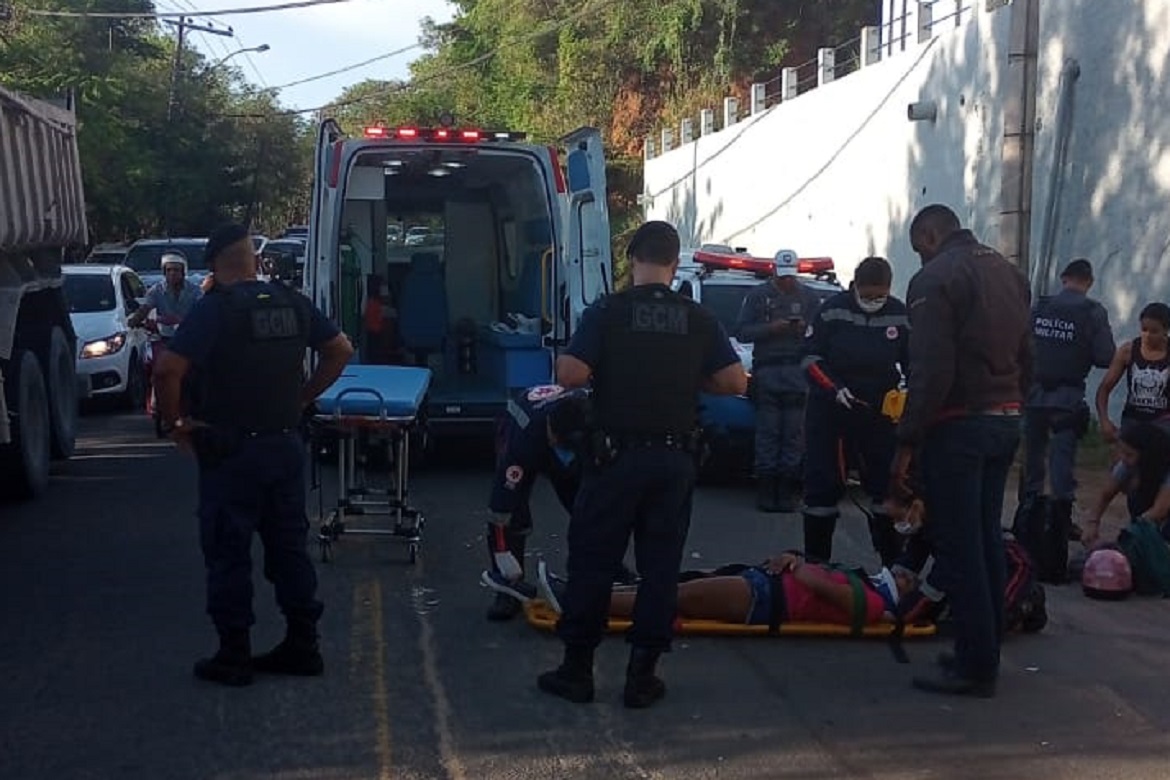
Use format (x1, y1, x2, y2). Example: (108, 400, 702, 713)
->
(753, 355, 802, 369)
(607, 432, 699, 451)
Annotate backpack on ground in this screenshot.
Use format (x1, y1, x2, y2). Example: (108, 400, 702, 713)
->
(1011, 494, 1070, 585)
(1115, 518, 1170, 597)
(1003, 532, 1048, 633)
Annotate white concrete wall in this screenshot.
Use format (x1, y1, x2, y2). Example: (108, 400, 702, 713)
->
(642, 3, 1013, 295)
(1029, 0, 1170, 343)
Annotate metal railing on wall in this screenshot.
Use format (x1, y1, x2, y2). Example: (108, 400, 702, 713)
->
(644, 0, 978, 160)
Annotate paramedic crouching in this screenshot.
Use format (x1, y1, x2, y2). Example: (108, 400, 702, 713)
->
(735, 250, 823, 513)
(155, 223, 354, 687)
(540, 220, 747, 709)
(480, 385, 592, 621)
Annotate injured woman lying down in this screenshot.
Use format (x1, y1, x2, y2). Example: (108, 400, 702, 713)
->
(525, 554, 919, 627)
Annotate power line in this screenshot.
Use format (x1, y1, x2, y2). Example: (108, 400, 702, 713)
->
(224, 0, 615, 117)
(268, 42, 424, 91)
(23, 0, 353, 19)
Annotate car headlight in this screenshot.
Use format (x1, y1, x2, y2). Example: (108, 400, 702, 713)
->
(81, 332, 127, 359)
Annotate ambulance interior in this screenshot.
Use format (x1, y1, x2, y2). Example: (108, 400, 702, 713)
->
(337, 146, 558, 418)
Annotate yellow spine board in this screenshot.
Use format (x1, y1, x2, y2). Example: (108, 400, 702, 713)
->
(523, 600, 937, 638)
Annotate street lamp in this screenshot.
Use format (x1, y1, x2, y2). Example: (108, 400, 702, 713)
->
(208, 44, 271, 74)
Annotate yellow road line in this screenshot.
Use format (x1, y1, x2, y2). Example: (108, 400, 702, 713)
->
(352, 579, 393, 780)
(417, 605, 467, 780)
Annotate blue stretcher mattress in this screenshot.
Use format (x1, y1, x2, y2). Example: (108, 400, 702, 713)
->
(314, 365, 432, 419)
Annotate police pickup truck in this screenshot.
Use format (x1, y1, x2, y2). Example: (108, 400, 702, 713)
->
(671, 246, 842, 480)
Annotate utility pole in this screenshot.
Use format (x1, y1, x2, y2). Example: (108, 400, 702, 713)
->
(163, 17, 233, 122)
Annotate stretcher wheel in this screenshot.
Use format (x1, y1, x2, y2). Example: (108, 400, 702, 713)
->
(408, 543, 418, 564)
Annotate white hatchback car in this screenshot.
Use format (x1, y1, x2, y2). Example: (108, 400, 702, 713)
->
(61, 264, 151, 409)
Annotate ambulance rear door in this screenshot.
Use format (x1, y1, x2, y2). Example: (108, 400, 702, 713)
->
(306, 118, 346, 320)
(559, 127, 612, 335)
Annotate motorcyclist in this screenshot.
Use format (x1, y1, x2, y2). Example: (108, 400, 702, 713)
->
(128, 252, 204, 340)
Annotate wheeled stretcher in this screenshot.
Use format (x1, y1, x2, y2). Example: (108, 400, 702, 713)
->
(523, 600, 937, 639)
(311, 365, 432, 564)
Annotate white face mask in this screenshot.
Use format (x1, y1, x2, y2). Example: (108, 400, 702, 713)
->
(855, 291, 887, 313)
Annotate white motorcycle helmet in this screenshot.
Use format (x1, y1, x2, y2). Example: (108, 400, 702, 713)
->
(160, 252, 188, 274)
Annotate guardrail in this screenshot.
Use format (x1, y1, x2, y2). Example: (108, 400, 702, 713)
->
(644, 0, 981, 160)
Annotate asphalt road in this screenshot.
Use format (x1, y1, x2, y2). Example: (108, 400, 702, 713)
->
(3, 410, 1170, 780)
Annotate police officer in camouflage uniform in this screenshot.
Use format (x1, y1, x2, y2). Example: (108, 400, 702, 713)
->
(154, 223, 354, 687)
(735, 250, 824, 513)
(1018, 259, 1115, 578)
(537, 221, 746, 709)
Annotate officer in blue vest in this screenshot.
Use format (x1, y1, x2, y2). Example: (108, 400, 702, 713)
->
(154, 223, 354, 687)
(480, 385, 591, 621)
(1019, 259, 1115, 580)
(536, 221, 747, 709)
(801, 257, 910, 565)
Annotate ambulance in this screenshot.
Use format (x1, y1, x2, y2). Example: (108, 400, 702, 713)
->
(305, 120, 613, 436)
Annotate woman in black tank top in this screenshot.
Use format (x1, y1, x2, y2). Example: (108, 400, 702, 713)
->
(1096, 303, 1170, 442)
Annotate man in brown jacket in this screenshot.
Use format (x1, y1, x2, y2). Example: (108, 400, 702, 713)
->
(891, 204, 1032, 698)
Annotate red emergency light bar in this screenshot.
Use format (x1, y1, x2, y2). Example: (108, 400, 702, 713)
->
(694, 250, 836, 276)
(362, 125, 528, 142)
(693, 249, 775, 275)
(797, 257, 835, 274)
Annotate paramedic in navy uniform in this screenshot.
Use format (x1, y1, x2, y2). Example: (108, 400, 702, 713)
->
(801, 256, 910, 565)
(154, 223, 354, 688)
(480, 384, 592, 621)
(538, 220, 747, 709)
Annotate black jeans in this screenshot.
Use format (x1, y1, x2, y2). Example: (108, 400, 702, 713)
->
(920, 415, 1020, 682)
(556, 448, 695, 652)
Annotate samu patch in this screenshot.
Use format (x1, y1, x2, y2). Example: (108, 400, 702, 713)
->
(527, 385, 564, 403)
(504, 465, 524, 489)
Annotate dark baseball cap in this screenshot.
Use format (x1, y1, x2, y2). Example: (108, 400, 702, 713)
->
(1060, 259, 1094, 281)
(205, 223, 251, 268)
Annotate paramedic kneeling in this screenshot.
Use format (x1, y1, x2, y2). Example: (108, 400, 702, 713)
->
(892, 205, 1032, 698)
(540, 220, 747, 709)
(154, 223, 354, 688)
(481, 385, 592, 621)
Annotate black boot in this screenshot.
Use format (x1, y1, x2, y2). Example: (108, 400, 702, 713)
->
(537, 645, 595, 703)
(756, 475, 780, 512)
(868, 512, 905, 567)
(802, 512, 837, 563)
(624, 647, 666, 709)
(195, 628, 253, 687)
(1044, 499, 1073, 585)
(485, 524, 527, 620)
(253, 615, 324, 676)
(774, 476, 800, 513)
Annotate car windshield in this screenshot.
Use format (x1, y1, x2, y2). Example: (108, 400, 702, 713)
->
(63, 275, 117, 313)
(700, 284, 752, 335)
(124, 243, 207, 273)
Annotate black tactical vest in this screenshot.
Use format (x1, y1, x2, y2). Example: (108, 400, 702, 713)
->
(590, 285, 715, 436)
(198, 282, 311, 432)
(1032, 294, 1095, 390)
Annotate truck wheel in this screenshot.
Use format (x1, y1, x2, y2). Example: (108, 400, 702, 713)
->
(45, 326, 78, 459)
(0, 350, 52, 500)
